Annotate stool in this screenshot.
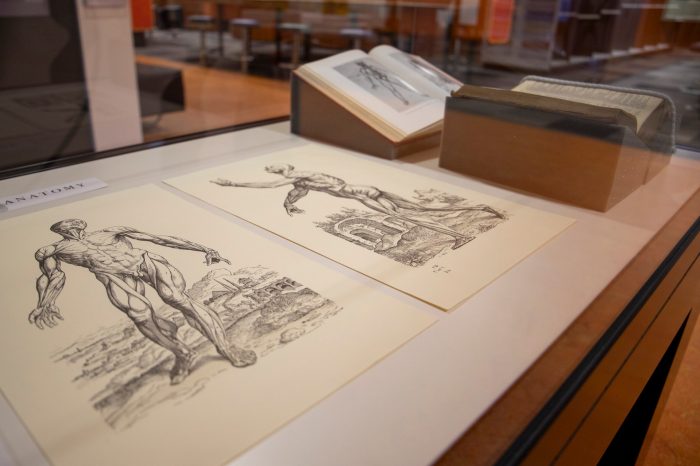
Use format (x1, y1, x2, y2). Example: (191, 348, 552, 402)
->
(277, 22, 310, 70)
(187, 15, 217, 66)
(230, 18, 259, 73)
(340, 27, 373, 50)
(163, 5, 184, 30)
(375, 28, 398, 47)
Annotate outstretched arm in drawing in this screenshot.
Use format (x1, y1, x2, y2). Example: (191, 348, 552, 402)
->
(30, 246, 66, 329)
(113, 227, 230, 265)
(211, 177, 308, 216)
(211, 178, 293, 189)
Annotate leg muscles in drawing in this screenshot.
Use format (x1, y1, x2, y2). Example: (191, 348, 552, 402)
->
(142, 253, 257, 367)
(283, 187, 308, 215)
(380, 191, 504, 219)
(96, 273, 196, 385)
(123, 276, 181, 339)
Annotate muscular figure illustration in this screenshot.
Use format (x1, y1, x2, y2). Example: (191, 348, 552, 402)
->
(356, 60, 414, 105)
(30, 219, 257, 384)
(211, 164, 504, 250)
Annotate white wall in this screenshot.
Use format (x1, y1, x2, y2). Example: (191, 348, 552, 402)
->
(75, 0, 143, 151)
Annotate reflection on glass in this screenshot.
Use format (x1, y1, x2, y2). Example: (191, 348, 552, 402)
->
(0, 0, 92, 176)
(1, 0, 699, 176)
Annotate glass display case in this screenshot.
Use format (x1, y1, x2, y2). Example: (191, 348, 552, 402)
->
(1, 1, 699, 465)
(1, 122, 698, 466)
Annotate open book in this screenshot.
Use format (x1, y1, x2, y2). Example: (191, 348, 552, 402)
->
(294, 45, 463, 143)
(454, 76, 674, 153)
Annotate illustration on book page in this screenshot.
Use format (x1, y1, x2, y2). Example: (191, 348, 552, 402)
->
(334, 58, 432, 111)
(165, 144, 574, 310)
(0, 185, 434, 466)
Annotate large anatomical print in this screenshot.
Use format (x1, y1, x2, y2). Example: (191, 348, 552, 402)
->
(166, 144, 574, 310)
(211, 166, 508, 266)
(0, 185, 434, 466)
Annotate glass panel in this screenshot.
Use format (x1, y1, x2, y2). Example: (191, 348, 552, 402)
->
(1, 0, 699, 176)
(0, 0, 94, 175)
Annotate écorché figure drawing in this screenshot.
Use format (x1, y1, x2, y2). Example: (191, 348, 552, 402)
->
(356, 60, 413, 105)
(211, 164, 504, 250)
(30, 219, 257, 384)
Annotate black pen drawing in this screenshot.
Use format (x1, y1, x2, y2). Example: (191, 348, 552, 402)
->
(212, 165, 508, 266)
(31, 220, 341, 428)
(334, 58, 431, 111)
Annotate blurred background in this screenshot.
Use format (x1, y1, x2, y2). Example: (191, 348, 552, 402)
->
(0, 0, 698, 175)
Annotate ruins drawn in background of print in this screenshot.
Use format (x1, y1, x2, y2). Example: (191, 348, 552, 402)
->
(315, 189, 508, 267)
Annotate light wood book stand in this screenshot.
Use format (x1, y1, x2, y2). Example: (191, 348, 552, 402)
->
(290, 73, 442, 160)
(439, 96, 672, 212)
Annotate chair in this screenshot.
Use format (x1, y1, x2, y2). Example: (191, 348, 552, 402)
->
(277, 22, 310, 70)
(340, 27, 374, 50)
(230, 18, 260, 73)
(164, 4, 184, 29)
(187, 14, 216, 66)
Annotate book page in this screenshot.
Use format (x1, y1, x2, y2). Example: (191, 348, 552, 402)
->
(165, 143, 575, 311)
(513, 79, 663, 131)
(0, 185, 434, 466)
(369, 45, 463, 98)
(297, 50, 444, 139)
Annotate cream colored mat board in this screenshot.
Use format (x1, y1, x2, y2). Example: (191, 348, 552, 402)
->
(166, 143, 574, 310)
(0, 185, 433, 466)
